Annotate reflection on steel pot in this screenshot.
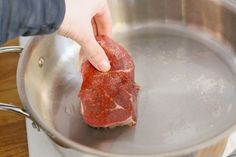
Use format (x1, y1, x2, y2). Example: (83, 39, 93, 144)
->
(1, 0, 236, 157)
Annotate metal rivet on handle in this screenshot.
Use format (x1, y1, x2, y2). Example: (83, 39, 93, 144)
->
(32, 121, 40, 131)
(38, 57, 45, 68)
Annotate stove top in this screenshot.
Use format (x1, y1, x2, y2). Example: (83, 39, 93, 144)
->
(26, 119, 63, 157)
(26, 119, 96, 157)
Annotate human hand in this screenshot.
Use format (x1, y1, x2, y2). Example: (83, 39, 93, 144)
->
(58, 0, 112, 72)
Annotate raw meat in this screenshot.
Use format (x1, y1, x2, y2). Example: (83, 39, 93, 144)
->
(79, 35, 139, 128)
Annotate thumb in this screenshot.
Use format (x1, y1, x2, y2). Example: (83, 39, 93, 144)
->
(78, 29, 111, 72)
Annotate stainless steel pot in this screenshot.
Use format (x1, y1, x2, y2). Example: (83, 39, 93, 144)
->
(1, 0, 236, 157)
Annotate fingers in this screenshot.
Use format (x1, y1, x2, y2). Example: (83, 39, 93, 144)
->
(83, 39, 111, 72)
(91, 18, 98, 36)
(94, 2, 112, 37)
(78, 25, 111, 72)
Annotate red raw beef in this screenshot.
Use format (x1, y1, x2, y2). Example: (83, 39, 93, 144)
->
(79, 35, 139, 128)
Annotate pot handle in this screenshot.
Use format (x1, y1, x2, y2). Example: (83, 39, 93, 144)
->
(0, 46, 28, 114)
(0, 46, 29, 115)
(0, 103, 40, 131)
(0, 103, 30, 118)
(0, 46, 39, 130)
(0, 46, 23, 53)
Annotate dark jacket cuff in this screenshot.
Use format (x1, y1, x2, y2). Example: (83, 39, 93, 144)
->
(0, 0, 65, 44)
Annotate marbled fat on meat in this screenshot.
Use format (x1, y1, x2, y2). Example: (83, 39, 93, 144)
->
(79, 35, 139, 128)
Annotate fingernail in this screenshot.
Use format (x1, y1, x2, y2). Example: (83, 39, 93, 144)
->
(98, 59, 111, 72)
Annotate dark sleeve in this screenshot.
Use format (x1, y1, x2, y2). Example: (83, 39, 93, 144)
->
(0, 0, 65, 44)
